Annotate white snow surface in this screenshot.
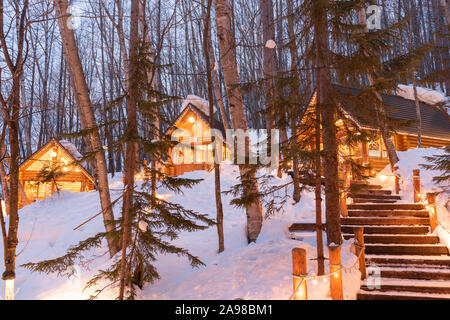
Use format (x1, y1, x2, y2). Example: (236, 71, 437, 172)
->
(181, 95, 214, 116)
(371, 147, 450, 250)
(396, 84, 449, 106)
(1, 165, 361, 300)
(59, 140, 83, 161)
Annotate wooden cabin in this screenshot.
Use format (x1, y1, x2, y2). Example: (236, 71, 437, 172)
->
(11, 138, 95, 207)
(164, 98, 231, 176)
(299, 85, 450, 174)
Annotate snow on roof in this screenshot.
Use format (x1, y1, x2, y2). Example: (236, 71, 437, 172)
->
(59, 139, 83, 161)
(181, 95, 215, 116)
(396, 84, 449, 106)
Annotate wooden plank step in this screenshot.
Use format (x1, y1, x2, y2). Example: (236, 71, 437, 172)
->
(341, 217, 430, 226)
(352, 199, 398, 204)
(365, 244, 449, 256)
(365, 255, 450, 267)
(348, 193, 401, 200)
(365, 189, 393, 195)
(351, 183, 383, 190)
(348, 210, 429, 217)
(342, 234, 440, 244)
(361, 284, 450, 295)
(348, 203, 425, 210)
(357, 290, 450, 300)
(342, 225, 429, 234)
(377, 267, 450, 280)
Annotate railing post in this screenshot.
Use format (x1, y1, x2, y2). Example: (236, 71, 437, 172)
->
(426, 192, 439, 232)
(354, 227, 366, 280)
(340, 192, 348, 217)
(413, 169, 421, 203)
(340, 162, 351, 217)
(292, 248, 307, 300)
(328, 245, 343, 300)
(394, 166, 400, 195)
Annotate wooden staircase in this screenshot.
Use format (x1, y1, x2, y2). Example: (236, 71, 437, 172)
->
(342, 182, 450, 300)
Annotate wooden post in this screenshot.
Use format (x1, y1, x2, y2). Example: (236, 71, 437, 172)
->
(328, 245, 343, 300)
(292, 248, 307, 300)
(340, 162, 351, 217)
(354, 227, 366, 280)
(340, 192, 348, 217)
(427, 192, 439, 232)
(394, 166, 400, 195)
(413, 169, 420, 203)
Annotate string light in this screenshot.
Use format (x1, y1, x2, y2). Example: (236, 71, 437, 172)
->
(289, 246, 365, 299)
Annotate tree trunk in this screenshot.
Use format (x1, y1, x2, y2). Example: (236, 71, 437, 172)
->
(54, 0, 119, 256)
(358, 7, 399, 171)
(118, 0, 139, 300)
(214, 0, 264, 243)
(261, 0, 276, 136)
(204, 0, 225, 253)
(286, 0, 300, 203)
(313, 0, 342, 246)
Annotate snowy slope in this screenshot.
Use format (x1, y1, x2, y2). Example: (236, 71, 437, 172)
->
(1, 166, 361, 300)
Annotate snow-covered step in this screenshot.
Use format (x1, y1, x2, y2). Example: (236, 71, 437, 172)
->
(350, 183, 383, 190)
(348, 193, 401, 200)
(361, 278, 450, 295)
(341, 216, 430, 226)
(348, 203, 425, 210)
(372, 266, 450, 280)
(347, 209, 429, 217)
(357, 289, 450, 300)
(365, 244, 449, 256)
(365, 255, 450, 267)
(352, 198, 398, 204)
(341, 225, 430, 235)
(342, 234, 440, 244)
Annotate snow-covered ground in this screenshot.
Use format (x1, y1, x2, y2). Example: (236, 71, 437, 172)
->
(371, 147, 450, 249)
(1, 165, 361, 300)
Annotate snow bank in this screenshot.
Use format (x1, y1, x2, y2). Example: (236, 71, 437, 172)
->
(396, 84, 449, 106)
(372, 147, 450, 249)
(2, 166, 362, 300)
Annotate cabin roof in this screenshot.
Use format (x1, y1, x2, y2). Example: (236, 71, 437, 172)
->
(166, 103, 226, 137)
(309, 85, 450, 141)
(17, 138, 95, 183)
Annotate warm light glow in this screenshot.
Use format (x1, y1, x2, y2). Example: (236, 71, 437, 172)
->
(51, 151, 57, 157)
(335, 119, 343, 126)
(188, 116, 195, 123)
(380, 174, 387, 182)
(334, 273, 339, 278)
(323, 278, 327, 283)
(5, 279, 14, 300)
(75, 168, 81, 172)
(312, 279, 317, 285)
(63, 167, 69, 172)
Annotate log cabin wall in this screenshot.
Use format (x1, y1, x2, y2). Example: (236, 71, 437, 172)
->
(12, 138, 95, 208)
(165, 105, 230, 176)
